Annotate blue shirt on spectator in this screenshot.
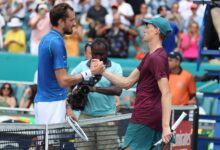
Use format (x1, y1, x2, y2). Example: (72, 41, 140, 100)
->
(71, 60, 122, 116)
(34, 29, 68, 102)
(163, 22, 179, 54)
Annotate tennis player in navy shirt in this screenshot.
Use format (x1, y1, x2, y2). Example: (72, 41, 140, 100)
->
(34, 3, 105, 124)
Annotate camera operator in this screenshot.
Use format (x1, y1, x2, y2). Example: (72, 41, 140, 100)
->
(70, 38, 123, 150)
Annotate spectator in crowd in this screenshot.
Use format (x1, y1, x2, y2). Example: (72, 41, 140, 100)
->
(105, 2, 121, 27)
(72, 0, 92, 20)
(156, 5, 180, 54)
(19, 84, 37, 108)
(155, 5, 167, 18)
(162, 21, 179, 54)
(168, 52, 196, 105)
(10, 0, 26, 20)
(64, 19, 83, 56)
(188, 4, 203, 29)
(126, 0, 146, 15)
(87, 19, 107, 40)
(106, 14, 137, 58)
(178, 0, 193, 32)
(134, 3, 152, 28)
(84, 42, 92, 60)
(54, 0, 74, 8)
(117, 0, 134, 26)
(149, 0, 166, 15)
(167, 2, 184, 32)
(180, 21, 200, 61)
(0, 83, 17, 107)
(4, 17, 26, 53)
(0, 12, 5, 49)
(71, 38, 122, 150)
(29, 3, 51, 55)
(86, 0, 108, 26)
(135, 20, 150, 60)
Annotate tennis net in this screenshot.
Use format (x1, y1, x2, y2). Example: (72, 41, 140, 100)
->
(0, 113, 131, 150)
(0, 106, 198, 150)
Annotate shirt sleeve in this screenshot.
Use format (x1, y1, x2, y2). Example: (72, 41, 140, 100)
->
(19, 30, 26, 46)
(126, 4, 134, 16)
(4, 32, 10, 45)
(112, 63, 123, 76)
(151, 55, 169, 80)
(70, 61, 85, 75)
(50, 38, 67, 70)
(188, 74, 196, 94)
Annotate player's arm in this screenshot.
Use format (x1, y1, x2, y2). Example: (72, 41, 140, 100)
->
(102, 68, 140, 89)
(188, 74, 197, 105)
(188, 94, 196, 105)
(157, 78, 172, 144)
(90, 86, 122, 96)
(55, 64, 104, 88)
(55, 68, 83, 87)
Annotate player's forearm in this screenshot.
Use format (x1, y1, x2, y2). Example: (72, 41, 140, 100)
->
(102, 70, 132, 89)
(62, 74, 83, 87)
(161, 92, 172, 128)
(94, 86, 122, 96)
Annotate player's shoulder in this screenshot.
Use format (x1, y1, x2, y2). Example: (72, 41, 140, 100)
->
(181, 70, 194, 78)
(110, 60, 122, 68)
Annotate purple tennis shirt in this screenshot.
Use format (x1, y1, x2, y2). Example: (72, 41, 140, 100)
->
(131, 48, 169, 131)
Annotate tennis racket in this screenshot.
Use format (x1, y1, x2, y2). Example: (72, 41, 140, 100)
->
(66, 116, 89, 141)
(149, 112, 187, 150)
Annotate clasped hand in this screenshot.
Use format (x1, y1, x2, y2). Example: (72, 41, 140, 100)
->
(90, 59, 105, 75)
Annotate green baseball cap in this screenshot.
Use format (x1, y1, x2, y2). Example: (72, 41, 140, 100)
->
(143, 17, 172, 37)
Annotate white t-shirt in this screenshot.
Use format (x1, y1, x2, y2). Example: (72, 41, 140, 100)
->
(118, 2, 134, 26)
(11, 0, 26, 19)
(54, 0, 73, 8)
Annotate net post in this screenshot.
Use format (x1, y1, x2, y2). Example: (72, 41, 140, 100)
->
(45, 124, 48, 150)
(192, 107, 199, 150)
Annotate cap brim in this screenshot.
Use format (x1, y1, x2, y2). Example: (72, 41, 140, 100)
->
(143, 19, 153, 25)
(8, 23, 22, 27)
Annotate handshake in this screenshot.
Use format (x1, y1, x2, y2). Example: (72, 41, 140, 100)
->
(90, 59, 105, 75)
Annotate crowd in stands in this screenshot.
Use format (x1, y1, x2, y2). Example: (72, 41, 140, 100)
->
(0, 0, 206, 60)
(0, 0, 214, 110)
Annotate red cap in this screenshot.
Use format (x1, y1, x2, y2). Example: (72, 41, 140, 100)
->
(111, 2, 118, 8)
(191, 4, 198, 9)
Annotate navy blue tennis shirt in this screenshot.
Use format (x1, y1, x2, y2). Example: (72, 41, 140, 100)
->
(34, 29, 68, 102)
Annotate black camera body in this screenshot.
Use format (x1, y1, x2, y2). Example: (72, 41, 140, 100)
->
(67, 75, 102, 110)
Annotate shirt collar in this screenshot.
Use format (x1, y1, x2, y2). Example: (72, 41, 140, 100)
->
(51, 29, 63, 39)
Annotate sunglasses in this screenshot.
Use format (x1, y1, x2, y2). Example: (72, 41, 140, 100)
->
(3, 87, 10, 90)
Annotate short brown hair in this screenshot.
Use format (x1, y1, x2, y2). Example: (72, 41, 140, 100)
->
(50, 3, 73, 26)
(159, 33, 165, 41)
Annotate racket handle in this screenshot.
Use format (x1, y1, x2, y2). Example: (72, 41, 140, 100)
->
(171, 112, 187, 131)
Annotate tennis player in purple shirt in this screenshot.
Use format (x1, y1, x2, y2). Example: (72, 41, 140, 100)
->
(95, 17, 172, 150)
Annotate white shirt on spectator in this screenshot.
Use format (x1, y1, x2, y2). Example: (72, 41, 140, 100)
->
(11, 0, 26, 19)
(118, 2, 134, 26)
(178, 0, 193, 21)
(54, 0, 74, 8)
(105, 13, 123, 26)
(0, 14, 5, 49)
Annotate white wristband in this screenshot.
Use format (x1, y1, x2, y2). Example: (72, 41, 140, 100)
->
(81, 70, 92, 81)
